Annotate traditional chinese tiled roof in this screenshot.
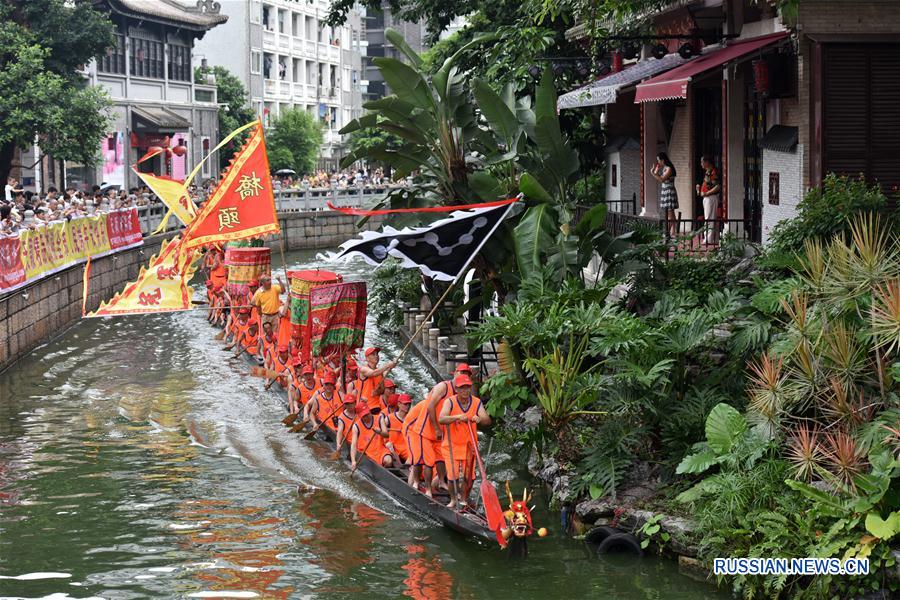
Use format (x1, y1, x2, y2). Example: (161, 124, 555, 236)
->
(101, 0, 227, 30)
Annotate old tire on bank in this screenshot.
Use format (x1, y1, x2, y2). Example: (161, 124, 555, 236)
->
(595, 532, 643, 557)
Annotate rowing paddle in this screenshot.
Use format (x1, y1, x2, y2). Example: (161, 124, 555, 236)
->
(214, 330, 226, 341)
(467, 423, 504, 532)
(282, 413, 299, 426)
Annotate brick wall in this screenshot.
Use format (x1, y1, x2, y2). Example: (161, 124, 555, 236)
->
(761, 144, 805, 245)
(668, 103, 694, 219)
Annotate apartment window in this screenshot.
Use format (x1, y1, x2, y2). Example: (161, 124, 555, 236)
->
(98, 33, 126, 75)
(201, 138, 211, 178)
(250, 1, 261, 23)
(278, 9, 286, 34)
(129, 29, 164, 79)
(263, 53, 273, 79)
(168, 43, 191, 81)
(262, 5, 271, 30)
(251, 51, 262, 74)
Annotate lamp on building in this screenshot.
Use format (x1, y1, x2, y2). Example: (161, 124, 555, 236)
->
(527, 64, 541, 79)
(600, 107, 608, 127)
(677, 43, 696, 59)
(651, 43, 668, 60)
(552, 62, 567, 77)
(576, 60, 590, 77)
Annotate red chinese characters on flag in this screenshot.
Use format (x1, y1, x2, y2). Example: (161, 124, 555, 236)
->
(180, 122, 279, 251)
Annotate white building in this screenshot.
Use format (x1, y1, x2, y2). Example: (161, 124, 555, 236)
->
(195, 0, 366, 170)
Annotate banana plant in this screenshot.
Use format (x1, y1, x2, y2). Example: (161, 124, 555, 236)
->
(340, 29, 505, 207)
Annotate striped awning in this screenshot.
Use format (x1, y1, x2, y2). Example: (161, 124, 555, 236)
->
(557, 53, 689, 110)
(635, 31, 790, 103)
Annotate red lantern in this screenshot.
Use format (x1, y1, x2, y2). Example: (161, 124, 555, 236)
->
(753, 59, 769, 96)
(171, 145, 187, 157)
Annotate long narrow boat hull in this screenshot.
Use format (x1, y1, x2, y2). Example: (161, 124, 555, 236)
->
(225, 326, 496, 544)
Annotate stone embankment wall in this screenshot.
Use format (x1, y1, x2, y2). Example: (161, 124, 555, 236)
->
(0, 211, 384, 371)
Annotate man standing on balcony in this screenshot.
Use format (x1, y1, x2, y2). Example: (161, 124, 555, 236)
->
(696, 155, 721, 245)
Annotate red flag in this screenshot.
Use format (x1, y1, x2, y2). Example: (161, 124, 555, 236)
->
(180, 122, 279, 251)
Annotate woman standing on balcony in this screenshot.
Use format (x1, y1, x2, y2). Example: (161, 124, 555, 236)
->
(652, 152, 678, 239)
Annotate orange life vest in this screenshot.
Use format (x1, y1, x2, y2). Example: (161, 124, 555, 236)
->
(360, 370, 384, 410)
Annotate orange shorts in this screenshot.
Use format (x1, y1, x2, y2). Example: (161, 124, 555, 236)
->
(414, 436, 444, 468)
(442, 448, 474, 480)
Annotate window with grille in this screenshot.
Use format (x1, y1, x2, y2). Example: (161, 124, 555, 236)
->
(168, 44, 191, 81)
(99, 34, 126, 75)
(130, 33, 164, 79)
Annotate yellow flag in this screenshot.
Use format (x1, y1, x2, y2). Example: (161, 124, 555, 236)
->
(134, 170, 197, 229)
(87, 236, 200, 317)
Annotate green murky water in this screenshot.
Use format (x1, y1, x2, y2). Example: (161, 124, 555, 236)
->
(0, 250, 728, 599)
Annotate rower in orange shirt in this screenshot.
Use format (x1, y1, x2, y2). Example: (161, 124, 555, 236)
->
(334, 393, 360, 456)
(438, 373, 491, 508)
(305, 373, 342, 431)
(266, 344, 291, 390)
(386, 393, 411, 464)
(350, 402, 392, 468)
(294, 365, 318, 409)
(403, 398, 428, 493)
(359, 347, 396, 411)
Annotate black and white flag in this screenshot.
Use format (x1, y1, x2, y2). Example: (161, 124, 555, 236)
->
(329, 202, 515, 282)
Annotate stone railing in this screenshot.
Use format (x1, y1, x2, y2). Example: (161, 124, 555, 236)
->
(274, 185, 402, 213)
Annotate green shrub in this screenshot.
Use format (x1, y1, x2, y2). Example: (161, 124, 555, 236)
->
(368, 259, 422, 329)
(767, 173, 888, 257)
(571, 169, 605, 205)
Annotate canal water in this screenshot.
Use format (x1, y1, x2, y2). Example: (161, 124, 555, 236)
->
(0, 250, 728, 599)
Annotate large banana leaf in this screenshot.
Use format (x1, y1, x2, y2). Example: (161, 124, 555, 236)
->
(385, 29, 423, 67)
(514, 203, 557, 279)
(468, 171, 504, 202)
(373, 57, 433, 110)
(519, 172, 553, 203)
(473, 79, 521, 147)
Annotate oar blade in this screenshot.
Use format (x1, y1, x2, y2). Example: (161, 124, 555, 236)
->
(480, 479, 505, 531)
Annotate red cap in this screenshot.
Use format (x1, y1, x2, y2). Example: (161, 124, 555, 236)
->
(322, 373, 336, 385)
(343, 392, 357, 404)
(291, 356, 303, 367)
(455, 363, 472, 374)
(386, 393, 399, 408)
(347, 362, 359, 372)
(205, 280, 213, 287)
(249, 279, 259, 287)
(355, 401, 370, 415)
(301, 365, 314, 376)
(398, 393, 412, 405)
(364, 347, 380, 357)
(278, 344, 288, 353)
(384, 379, 396, 389)
(238, 307, 250, 315)
(454, 373, 473, 387)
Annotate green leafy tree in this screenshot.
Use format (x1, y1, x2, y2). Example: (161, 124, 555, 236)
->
(347, 127, 403, 172)
(266, 108, 323, 175)
(195, 65, 256, 169)
(0, 0, 115, 183)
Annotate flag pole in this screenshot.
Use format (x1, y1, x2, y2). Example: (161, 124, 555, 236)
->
(394, 198, 519, 363)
